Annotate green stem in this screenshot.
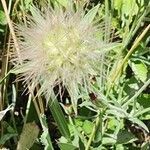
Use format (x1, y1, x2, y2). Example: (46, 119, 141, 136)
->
(85, 114, 100, 150)
(111, 24, 150, 85)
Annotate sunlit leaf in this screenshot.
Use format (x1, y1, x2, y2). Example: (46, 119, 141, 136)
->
(130, 60, 148, 82)
(102, 137, 116, 145)
(0, 10, 7, 25)
(82, 120, 94, 135)
(83, 4, 100, 24)
(58, 143, 78, 150)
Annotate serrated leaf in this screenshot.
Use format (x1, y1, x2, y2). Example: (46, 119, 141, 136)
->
(130, 60, 148, 82)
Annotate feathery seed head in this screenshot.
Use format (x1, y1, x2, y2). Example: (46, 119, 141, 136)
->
(12, 6, 116, 112)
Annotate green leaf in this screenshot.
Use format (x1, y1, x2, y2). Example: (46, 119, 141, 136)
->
(134, 107, 150, 118)
(49, 98, 70, 139)
(16, 122, 39, 150)
(137, 94, 150, 108)
(40, 115, 54, 150)
(59, 136, 68, 143)
(107, 119, 119, 130)
(107, 109, 127, 118)
(141, 142, 150, 150)
(0, 10, 7, 25)
(0, 133, 18, 145)
(134, 94, 150, 118)
(115, 144, 125, 150)
(24, 0, 33, 10)
(128, 118, 149, 133)
(114, 0, 122, 11)
(102, 137, 116, 145)
(58, 143, 78, 150)
(82, 120, 94, 135)
(0, 123, 17, 145)
(130, 60, 148, 82)
(114, 0, 139, 20)
(107, 104, 128, 118)
(94, 115, 102, 143)
(56, 0, 68, 7)
(121, 0, 139, 17)
(117, 129, 136, 144)
(83, 4, 100, 24)
(74, 119, 83, 127)
(113, 0, 123, 11)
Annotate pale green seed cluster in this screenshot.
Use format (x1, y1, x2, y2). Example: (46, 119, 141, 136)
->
(13, 7, 116, 112)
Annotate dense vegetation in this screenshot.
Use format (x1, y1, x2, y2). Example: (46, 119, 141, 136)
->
(0, 0, 150, 149)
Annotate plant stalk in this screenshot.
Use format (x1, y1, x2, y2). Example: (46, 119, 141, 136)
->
(85, 114, 100, 150)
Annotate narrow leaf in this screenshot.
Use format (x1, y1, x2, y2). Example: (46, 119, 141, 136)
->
(128, 118, 149, 133)
(49, 99, 70, 139)
(83, 4, 100, 24)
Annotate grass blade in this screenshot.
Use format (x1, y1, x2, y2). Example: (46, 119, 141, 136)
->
(49, 98, 70, 140)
